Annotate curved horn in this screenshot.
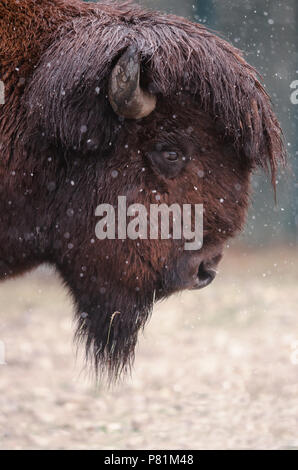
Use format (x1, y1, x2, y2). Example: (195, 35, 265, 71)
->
(108, 45, 157, 120)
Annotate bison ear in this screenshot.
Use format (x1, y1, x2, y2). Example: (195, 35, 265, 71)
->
(24, 41, 156, 154)
(108, 45, 157, 120)
(25, 66, 117, 155)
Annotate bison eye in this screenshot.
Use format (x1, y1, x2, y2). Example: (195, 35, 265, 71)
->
(163, 151, 179, 162)
(146, 148, 188, 179)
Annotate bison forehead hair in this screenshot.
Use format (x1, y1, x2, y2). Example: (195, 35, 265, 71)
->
(0, 0, 285, 380)
(26, 1, 284, 174)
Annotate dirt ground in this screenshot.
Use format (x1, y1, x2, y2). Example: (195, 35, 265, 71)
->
(0, 246, 297, 450)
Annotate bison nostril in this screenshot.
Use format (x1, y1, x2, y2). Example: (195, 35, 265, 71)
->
(192, 262, 217, 290)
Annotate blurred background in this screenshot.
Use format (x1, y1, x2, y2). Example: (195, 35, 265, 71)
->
(0, 0, 297, 450)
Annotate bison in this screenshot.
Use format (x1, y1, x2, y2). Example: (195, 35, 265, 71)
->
(0, 0, 285, 378)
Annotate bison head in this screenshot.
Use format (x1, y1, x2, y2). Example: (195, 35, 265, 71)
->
(4, 3, 285, 378)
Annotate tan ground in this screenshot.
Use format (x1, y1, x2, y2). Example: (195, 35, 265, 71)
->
(0, 246, 297, 450)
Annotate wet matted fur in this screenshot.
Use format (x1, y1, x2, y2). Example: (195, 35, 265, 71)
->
(0, 1, 285, 379)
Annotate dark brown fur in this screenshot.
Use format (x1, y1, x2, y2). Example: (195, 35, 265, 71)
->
(0, 0, 285, 379)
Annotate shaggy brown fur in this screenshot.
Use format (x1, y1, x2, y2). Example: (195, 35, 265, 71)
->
(0, 0, 285, 379)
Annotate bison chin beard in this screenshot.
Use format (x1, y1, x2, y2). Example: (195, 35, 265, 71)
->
(74, 286, 155, 381)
